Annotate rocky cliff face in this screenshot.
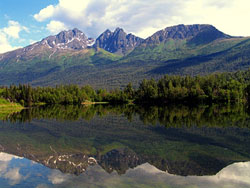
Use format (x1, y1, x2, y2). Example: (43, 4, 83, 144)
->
(94, 28, 143, 55)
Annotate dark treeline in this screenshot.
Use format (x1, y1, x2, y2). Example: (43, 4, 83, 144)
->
(2, 70, 250, 106)
(132, 70, 250, 104)
(136, 75, 245, 104)
(1, 84, 98, 106)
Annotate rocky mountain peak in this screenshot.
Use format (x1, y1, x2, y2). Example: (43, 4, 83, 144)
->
(104, 29, 112, 34)
(114, 27, 124, 33)
(39, 28, 95, 50)
(72, 28, 82, 34)
(144, 24, 231, 45)
(94, 28, 143, 55)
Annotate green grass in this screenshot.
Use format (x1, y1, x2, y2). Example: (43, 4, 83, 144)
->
(0, 98, 10, 104)
(0, 98, 23, 107)
(0, 98, 24, 120)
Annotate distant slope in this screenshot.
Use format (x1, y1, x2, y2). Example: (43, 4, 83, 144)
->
(147, 37, 250, 76)
(0, 48, 121, 86)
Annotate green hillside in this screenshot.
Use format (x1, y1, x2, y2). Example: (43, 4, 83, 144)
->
(147, 37, 250, 75)
(123, 37, 245, 63)
(0, 48, 121, 86)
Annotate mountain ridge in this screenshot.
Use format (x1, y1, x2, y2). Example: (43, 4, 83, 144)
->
(0, 24, 250, 88)
(0, 24, 233, 56)
(142, 24, 232, 46)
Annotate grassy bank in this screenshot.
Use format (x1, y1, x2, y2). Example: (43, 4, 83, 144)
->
(0, 98, 24, 120)
(82, 100, 109, 105)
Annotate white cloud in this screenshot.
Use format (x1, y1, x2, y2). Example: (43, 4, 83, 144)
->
(0, 21, 29, 53)
(3, 20, 29, 39)
(180, 0, 250, 37)
(0, 32, 21, 54)
(29, 39, 38, 45)
(33, 0, 250, 38)
(4, 168, 22, 185)
(48, 170, 71, 184)
(0, 153, 22, 162)
(46, 20, 68, 34)
(33, 0, 182, 38)
(0, 161, 8, 175)
(215, 162, 250, 185)
(0, 153, 25, 186)
(34, 5, 55, 22)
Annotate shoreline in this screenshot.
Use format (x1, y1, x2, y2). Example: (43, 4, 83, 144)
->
(81, 101, 109, 105)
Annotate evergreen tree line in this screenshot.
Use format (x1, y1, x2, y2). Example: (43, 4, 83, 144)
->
(135, 74, 248, 104)
(2, 71, 250, 106)
(1, 85, 97, 106)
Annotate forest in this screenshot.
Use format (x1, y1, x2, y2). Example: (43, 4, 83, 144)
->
(1, 69, 250, 106)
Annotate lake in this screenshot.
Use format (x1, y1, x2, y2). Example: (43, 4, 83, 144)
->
(0, 104, 250, 188)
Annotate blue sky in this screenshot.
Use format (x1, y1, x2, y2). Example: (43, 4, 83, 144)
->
(0, 0, 57, 52)
(1, 0, 250, 53)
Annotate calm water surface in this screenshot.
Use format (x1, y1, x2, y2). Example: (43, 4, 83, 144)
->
(0, 104, 250, 188)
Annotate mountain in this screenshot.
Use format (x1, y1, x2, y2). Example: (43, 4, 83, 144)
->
(0, 28, 94, 62)
(143, 24, 231, 45)
(125, 24, 237, 63)
(94, 27, 143, 55)
(0, 24, 250, 88)
(0, 28, 122, 87)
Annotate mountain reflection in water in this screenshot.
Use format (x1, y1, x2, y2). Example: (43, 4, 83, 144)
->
(0, 152, 250, 188)
(0, 104, 250, 187)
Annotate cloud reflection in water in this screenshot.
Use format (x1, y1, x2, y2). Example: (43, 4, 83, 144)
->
(0, 154, 250, 188)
